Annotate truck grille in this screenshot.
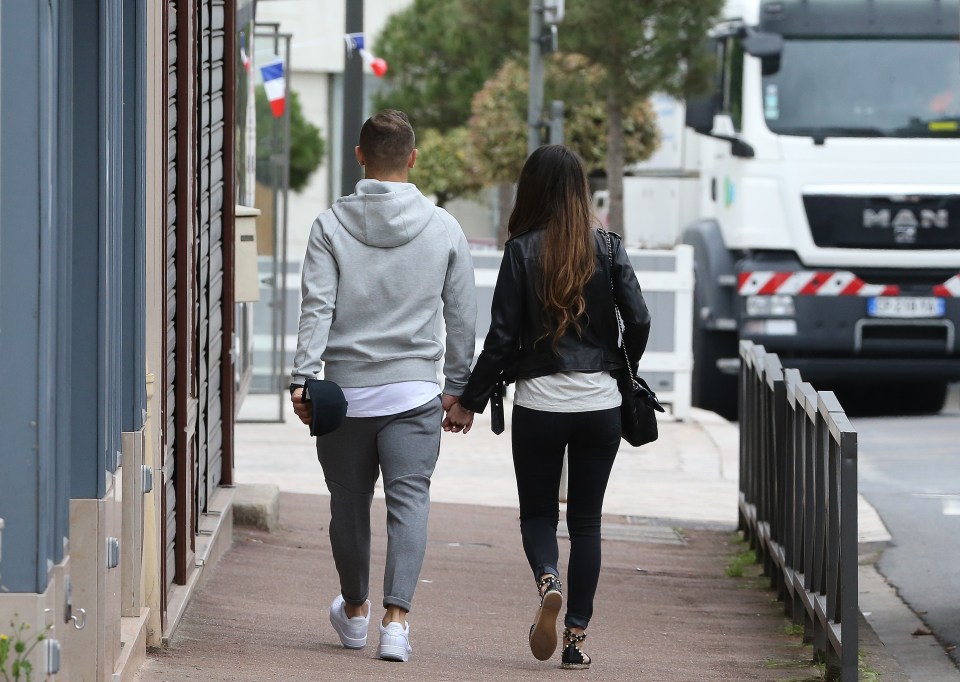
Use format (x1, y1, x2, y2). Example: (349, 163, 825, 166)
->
(803, 194, 960, 249)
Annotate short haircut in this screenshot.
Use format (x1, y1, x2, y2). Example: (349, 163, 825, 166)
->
(358, 110, 416, 172)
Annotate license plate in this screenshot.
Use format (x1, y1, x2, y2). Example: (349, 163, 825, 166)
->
(867, 297, 946, 318)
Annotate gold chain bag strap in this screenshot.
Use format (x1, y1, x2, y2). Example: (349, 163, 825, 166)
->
(600, 228, 664, 446)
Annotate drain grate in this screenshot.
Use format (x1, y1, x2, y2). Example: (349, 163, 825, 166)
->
(557, 520, 685, 545)
(428, 540, 493, 549)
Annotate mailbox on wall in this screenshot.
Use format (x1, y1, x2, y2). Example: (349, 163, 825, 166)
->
(235, 205, 261, 302)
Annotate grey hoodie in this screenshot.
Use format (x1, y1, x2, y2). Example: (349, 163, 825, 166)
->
(291, 179, 477, 395)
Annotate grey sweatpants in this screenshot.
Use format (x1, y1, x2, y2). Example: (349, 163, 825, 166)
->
(316, 396, 442, 612)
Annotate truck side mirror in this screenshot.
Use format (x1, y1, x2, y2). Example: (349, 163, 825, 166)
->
(743, 30, 783, 58)
(685, 94, 720, 134)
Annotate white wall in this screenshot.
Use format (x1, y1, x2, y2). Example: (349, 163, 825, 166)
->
(285, 70, 332, 262)
(254, 1, 346, 73)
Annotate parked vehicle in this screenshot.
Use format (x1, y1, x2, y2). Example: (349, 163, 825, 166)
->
(621, 0, 960, 418)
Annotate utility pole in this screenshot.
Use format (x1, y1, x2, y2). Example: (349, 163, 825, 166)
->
(528, 0, 565, 156)
(548, 100, 565, 145)
(341, 1, 364, 197)
(527, 0, 544, 155)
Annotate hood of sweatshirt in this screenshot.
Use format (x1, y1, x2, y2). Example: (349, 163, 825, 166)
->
(330, 179, 437, 248)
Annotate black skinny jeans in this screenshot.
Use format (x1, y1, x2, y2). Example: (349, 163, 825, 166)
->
(511, 405, 621, 630)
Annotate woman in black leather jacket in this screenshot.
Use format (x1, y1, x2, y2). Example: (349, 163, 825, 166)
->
(447, 145, 650, 669)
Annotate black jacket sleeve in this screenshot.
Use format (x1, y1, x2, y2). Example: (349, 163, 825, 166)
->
(611, 235, 651, 369)
(458, 241, 525, 413)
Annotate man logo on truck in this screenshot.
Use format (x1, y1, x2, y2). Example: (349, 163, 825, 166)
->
(862, 208, 949, 244)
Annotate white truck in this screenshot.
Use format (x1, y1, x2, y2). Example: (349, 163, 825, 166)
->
(621, 0, 960, 418)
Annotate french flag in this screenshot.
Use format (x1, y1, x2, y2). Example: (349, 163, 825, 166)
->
(344, 32, 388, 78)
(239, 32, 251, 73)
(260, 59, 285, 118)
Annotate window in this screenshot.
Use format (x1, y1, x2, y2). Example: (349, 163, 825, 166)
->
(762, 39, 960, 138)
(722, 37, 745, 132)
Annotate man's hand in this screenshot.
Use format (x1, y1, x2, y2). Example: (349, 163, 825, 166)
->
(442, 403, 474, 434)
(441, 393, 473, 434)
(290, 387, 312, 426)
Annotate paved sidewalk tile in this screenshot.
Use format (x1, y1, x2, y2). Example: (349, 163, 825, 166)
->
(137, 395, 903, 681)
(136, 493, 821, 682)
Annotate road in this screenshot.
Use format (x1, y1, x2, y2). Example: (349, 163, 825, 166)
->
(855, 383, 960, 678)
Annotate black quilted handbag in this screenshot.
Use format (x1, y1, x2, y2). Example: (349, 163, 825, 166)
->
(618, 373, 664, 447)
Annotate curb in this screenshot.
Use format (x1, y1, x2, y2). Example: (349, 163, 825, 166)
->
(232, 483, 280, 532)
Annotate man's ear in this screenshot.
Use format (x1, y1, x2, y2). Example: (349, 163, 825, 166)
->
(355, 146, 365, 166)
(407, 148, 417, 169)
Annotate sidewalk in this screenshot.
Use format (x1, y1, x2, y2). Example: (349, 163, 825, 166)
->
(134, 397, 907, 681)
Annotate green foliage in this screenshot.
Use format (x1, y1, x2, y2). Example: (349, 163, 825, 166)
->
(372, 0, 719, 230)
(0, 616, 49, 682)
(375, 0, 720, 130)
(255, 87, 325, 193)
(564, 0, 724, 101)
(469, 54, 660, 184)
(726, 544, 757, 578)
(859, 650, 881, 682)
(409, 127, 484, 207)
(784, 623, 805, 637)
(562, 0, 723, 231)
(372, 0, 526, 132)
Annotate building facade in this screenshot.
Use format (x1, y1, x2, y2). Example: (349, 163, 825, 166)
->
(0, 0, 256, 678)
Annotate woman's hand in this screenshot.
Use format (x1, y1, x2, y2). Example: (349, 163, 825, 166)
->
(442, 402, 475, 434)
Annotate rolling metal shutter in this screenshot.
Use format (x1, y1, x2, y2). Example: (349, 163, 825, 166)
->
(163, 0, 180, 596)
(162, 0, 234, 602)
(196, 0, 226, 514)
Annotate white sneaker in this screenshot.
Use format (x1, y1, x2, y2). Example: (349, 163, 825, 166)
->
(378, 620, 412, 662)
(329, 595, 370, 649)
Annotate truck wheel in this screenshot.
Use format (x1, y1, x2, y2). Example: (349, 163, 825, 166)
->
(691, 320, 739, 421)
(902, 382, 949, 415)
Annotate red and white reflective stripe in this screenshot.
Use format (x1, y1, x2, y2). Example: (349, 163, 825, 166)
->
(738, 271, 899, 296)
(934, 275, 960, 297)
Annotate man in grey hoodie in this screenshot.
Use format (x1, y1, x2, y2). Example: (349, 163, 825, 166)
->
(289, 110, 477, 662)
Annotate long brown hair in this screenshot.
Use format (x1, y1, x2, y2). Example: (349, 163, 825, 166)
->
(508, 145, 597, 351)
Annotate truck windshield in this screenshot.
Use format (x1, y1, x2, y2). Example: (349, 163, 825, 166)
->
(762, 39, 960, 138)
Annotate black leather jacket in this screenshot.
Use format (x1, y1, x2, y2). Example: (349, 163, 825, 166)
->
(458, 228, 651, 413)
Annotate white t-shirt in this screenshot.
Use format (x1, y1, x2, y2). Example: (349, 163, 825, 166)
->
(513, 371, 621, 413)
(342, 381, 441, 418)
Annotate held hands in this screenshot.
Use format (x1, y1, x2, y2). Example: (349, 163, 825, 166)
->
(290, 387, 312, 426)
(441, 393, 474, 434)
(293, 387, 473, 432)
(441, 393, 460, 413)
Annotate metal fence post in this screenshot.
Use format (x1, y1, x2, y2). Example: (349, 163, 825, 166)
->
(738, 343, 859, 681)
(765, 354, 786, 598)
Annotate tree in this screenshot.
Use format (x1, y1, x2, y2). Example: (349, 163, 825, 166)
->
(409, 127, 485, 207)
(372, 0, 525, 133)
(372, 0, 528, 221)
(255, 87, 325, 193)
(564, 0, 723, 232)
(469, 54, 660, 185)
(374, 0, 719, 234)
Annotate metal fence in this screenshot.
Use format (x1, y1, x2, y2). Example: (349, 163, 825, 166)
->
(739, 341, 858, 681)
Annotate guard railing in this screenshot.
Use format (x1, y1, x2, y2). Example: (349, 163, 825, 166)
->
(739, 340, 858, 681)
